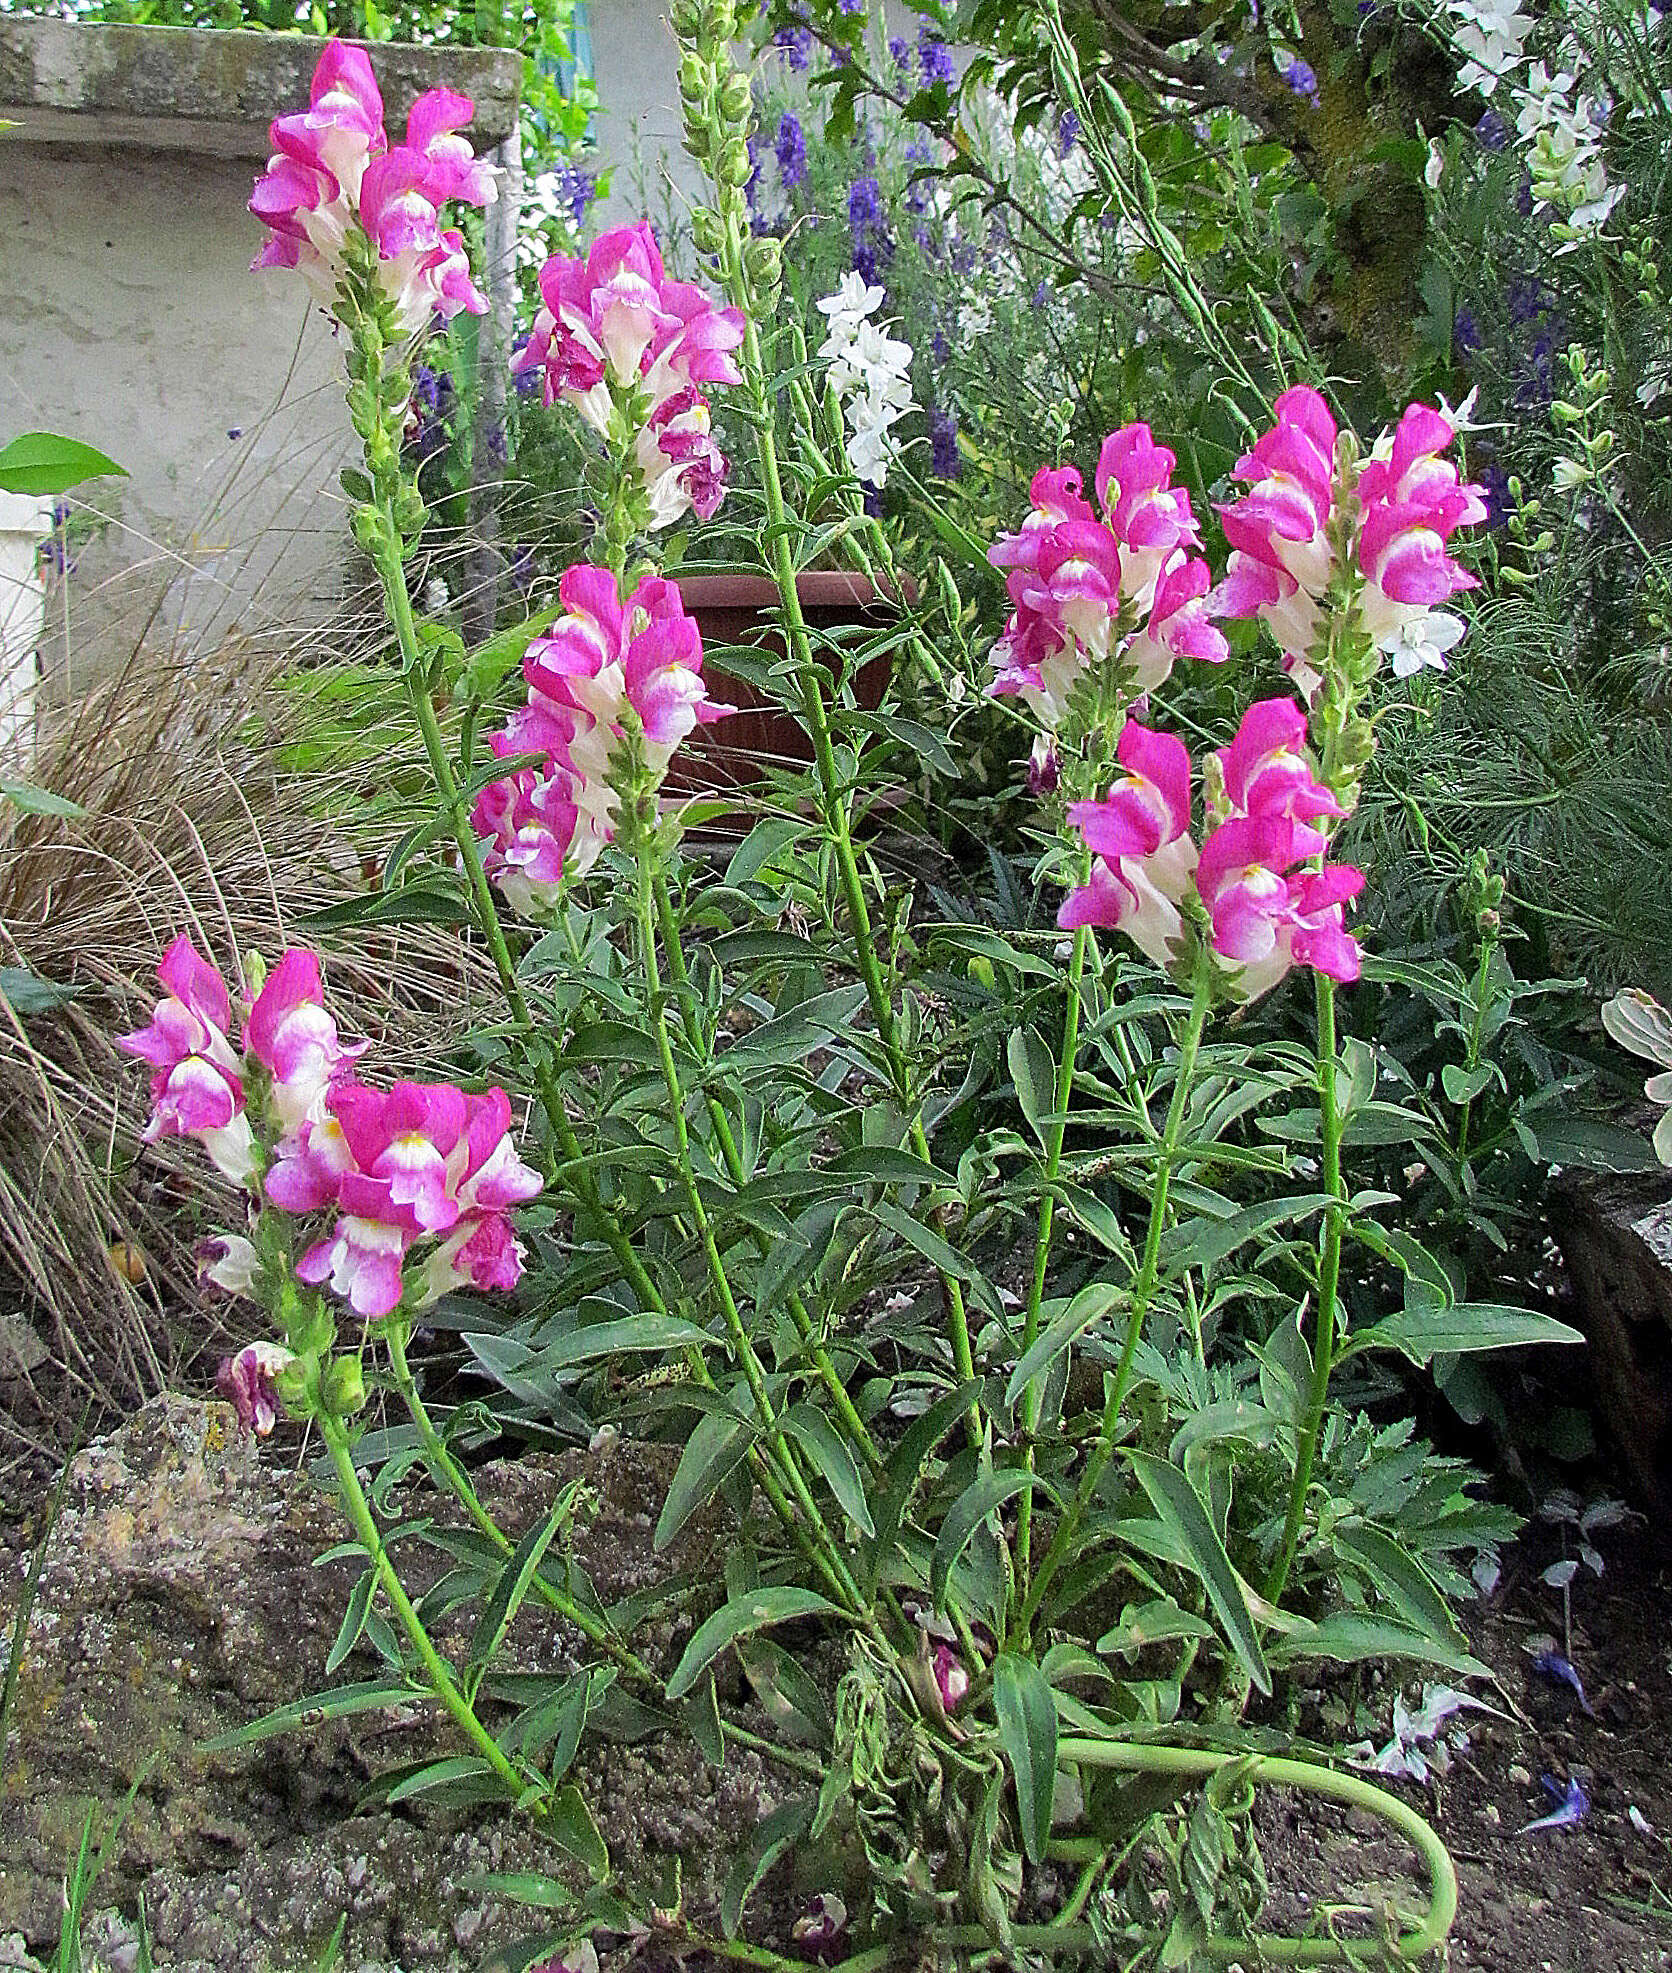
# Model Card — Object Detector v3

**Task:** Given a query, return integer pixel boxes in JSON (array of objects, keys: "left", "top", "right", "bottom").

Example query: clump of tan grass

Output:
[{"left": 0, "top": 626, "right": 500, "bottom": 1481}]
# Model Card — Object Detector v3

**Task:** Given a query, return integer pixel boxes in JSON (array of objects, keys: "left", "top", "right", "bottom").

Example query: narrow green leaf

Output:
[
  {"left": 1125, "top": 1452, "right": 1270, "bottom": 1696},
  {"left": 736, "top": 1635, "right": 833, "bottom": 1746},
  {"left": 1265, "top": 1614, "right": 1488, "bottom": 1678},
  {"left": 655, "top": 1406, "right": 755, "bottom": 1551},
  {"left": 1347, "top": 1300, "right": 1583, "bottom": 1365},
  {"left": 721, "top": 1797, "right": 815, "bottom": 1939},
  {"left": 385, "top": 1755, "right": 511, "bottom": 1806},
  {"left": 666, "top": 1587, "right": 843, "bottom": 1701},
  {"left": 1159, "top": 1193, "right": 1334, "bottom": 1274},
  {"left": 931, "top": 1469, "right": 1036, "bottom": 1608},
  {"left": 469, "top": 1490, "right": 576, "bottom": 1672},
  {"left": 197, "top": 1678, "right": 418, "bottom": 1752},
  {"left": 528, "top": 1314, "right": 718, "bottom": 1373},
  {"left": 1005, "top": 1281, "right": 1124, "bottom": 1407},
  {"left": 302, "top": 882, "right": 473, "bottom": 929},
  {"left": 684, "top": 1671, "right": 726, "bottom": 1768},
  {"left": 992, "top": 1653, "right": 1057, "bottom": 1863},
  {"left": 1, "top": 778, "right": 88, "bottom": 819},
  {"left": 0, "top": 965, "right": 82, "bottom": 1015},
  {"left": 325, "top": 1569, "right": 375, "bottom": 1675},
  {"left": 547, "top": 1782, "right": 609, "bottom": 1880},
  {"left": 1329, "top": 1524, "right": 1463, "bottom": 1645},
  {"left": 864, "top": 1378, "right": 984, "bottom": 1580},
  {"left": 782, "top": 1403, "right": 874, "bottom": 1534},
  {"left": 1007, "top": 1026, "right": 1056, "bottom": 1148}
]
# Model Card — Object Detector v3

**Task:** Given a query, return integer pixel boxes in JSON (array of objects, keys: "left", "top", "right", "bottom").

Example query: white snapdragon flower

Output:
[
  {"left": 816, "top": 278, "right": 917, "bottom": 490},
  {"left": 1388, "top": 609, "right": 1467, "bottom": 679},
  {"left": 1450, "top": 0, "right": 1534, "bottom": 93}
]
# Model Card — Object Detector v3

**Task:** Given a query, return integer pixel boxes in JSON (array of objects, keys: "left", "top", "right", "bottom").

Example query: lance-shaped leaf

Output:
[
  {"left": 666, "top": 1587, "right": 844, "bottom": 1701},
  {"left": 1126, "top": 1452, "right": 1270, "bottom": 1696},
  {"left": 992, "top": 1652, "right": 1058, "bottom": 1863}
]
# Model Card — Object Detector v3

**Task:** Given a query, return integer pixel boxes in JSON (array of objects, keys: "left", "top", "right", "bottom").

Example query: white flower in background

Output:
[
  {"left": 816, "top": 278, "right": 916, "bottom": 490},
  {"left": 1448, "top": 0, "right": 1533, "bottom": 93},
  {"left": 1387, "top": 608, "right": 1466, "bottom": 679}
]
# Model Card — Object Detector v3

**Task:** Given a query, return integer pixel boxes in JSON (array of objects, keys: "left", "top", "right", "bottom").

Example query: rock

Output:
[
  {"left": 1553, "top": 1173, "right": 1672, "bottom": 1520},
  {"left": 0, "top": 1395, "right": 782, "bottom": 1970},
  {"left": 0, "top": 1311, "right": 48, "bottom": 1380}
]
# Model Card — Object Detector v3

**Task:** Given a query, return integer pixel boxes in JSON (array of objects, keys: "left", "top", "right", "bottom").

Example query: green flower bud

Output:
[
  {"left": 322, "top": 1355, "right": 367, "bottom": 1419},
  {"left": 288, "top": 1297, "right": 336, "bottom": 1358},
  {"left": 718, "top": 138, "right": 754, "bottom": 189},
  {"left": 679, "top": 51, "right": 713, "bottom": 105},
  {"left": 351, "top": 507, "right": 386, "bottom": 555},
  {"left": 395, "top": 484, "right": 428, "bottom": 537},
  {"left": 743, "top": 235, "right": 781, "bottom": 293},
  {"left": 691, "top": 207, "right": 725, "bottom": 255},
  {"left": 720, "top": 70, "right": 753, "bottom": 124},
  {"left": 272, "top": 1363, "right": 310, "bottom": 1412}
]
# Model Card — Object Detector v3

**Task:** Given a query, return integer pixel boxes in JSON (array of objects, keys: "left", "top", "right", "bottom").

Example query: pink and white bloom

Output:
[
  {"left": 932, "top": 1643, "right": 970, "bottom": 1713},
  {"left": 1095, "top": 423, "right": 1203, "bottom": 610},
  {"left": 513, "top": 223, "right": 743, "bottom": 524},
  {"left": 250, "top": 40, "right": 491, "bottom": 332},
  {"left": 988, "top": 466, "right": 1124, "bottom": 725},
  {"left": 1214, "top": 696, "right": 1344, "bottom": 854},
  {"left": 196, "top": 1233, "right": 261, "bottom": 1297},
  {"left": 297, "top": 1211, "right": 411, "bottom": 1320},
  {"left": 246, "top": 948, "right": 365, "bottom": 1133},
  {"left": 1122, "top": 550, "right": 1230, "bottom": 691},
  {"left": 118, "top": 934, "right": 257, "bottom": 1185},
  {"left": 1211, "top": 386, "right": 1339, "bottom": 675},
  {"left": 217, "top": 1340, "right": 295, "bottom": 1437},
  {"left": 1058, "top": 719, "right": 1198, "bottom": 970},
  {"left": 1355, "top": 401, "right": 1487, "bottom": 656},
  {"left": 1195, "top": 815, "right": 1364, "bottom": 999}
]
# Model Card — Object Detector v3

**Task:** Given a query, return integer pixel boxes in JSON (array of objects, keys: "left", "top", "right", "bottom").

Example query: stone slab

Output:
[{"left": 0, "top": 19, "right": 522, "bottom": 159}]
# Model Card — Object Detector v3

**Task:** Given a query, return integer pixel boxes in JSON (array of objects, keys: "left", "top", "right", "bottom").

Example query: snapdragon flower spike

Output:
[
  {"left": 217, "top": 1341, "right": 295, "bottom": 1437},
  {"left": 1095, "top": 423, "right": 1203, "bottom": 611},
  {"left": 1355, "top": 401, "right": 1487, "bottom": 664},
  {"left": 513, "top": 223, "right": 744, "bottom": 528},
  {"left": 117, "top": 934, "right": 257, "bottom": 1186},
  {"left": 987, "top": 466, "right": 1124, "bottom": 725},
  {"left": 1210, "top": 385, "right": 1339, "bottom": 675},
  {"left": 245, "top": 948, "right": 366, "bottom": 1134},
  {"left": 1058, "top": 720, "right": 1198, "bottom": 971},
  {"left": 250, "top": 38, "right": 491, "bottom": 332}
]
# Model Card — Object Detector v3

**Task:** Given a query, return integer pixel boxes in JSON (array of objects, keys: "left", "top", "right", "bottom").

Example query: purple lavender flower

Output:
[
  {"left": 486, "top": 423, "right": 508, "bottom": 465},
  {"left": 1057, "top": 110, "right": 1080, "bottom": 156},
  {"left": 1033, "top": 279, "right": 1050, "bottom": 308},
  {"left": 929, "top": 406, "right": 961, "bottom": 479},
  {"left": 930, "top": 329, "right": 950, "bottom": 364},
  {"left": 775, "top": 113, "right": 807, "bottom": 189},
  {"left": 837, "top": 0, "right": 863, "bottom": 14},
  {"left": 1283, "top": 56, "right": 1320, "bottom": 103},
  {"left": 1453, "top": 306, "right": 1480, "bottom": 355},
  {"left": 774, "top": 23, "right": 812, "bottom": 68},
  {"left": 1478, "top": 460, "right": 1512, "bottom": 527},
  {"left": 848, "top": 174, "right": 893, "bottom": 282},
  {"left": 1475, "top": 107, "right": 1509, "bottom": 149},
  {"left": 918, "top": 24, "right": 957, "bottom": 86},
  {"left": 889, "top": 33, "right": 910, "bottom": 70}
]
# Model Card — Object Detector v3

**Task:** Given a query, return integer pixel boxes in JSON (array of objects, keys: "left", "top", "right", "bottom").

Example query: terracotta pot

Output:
[{"left": 672, "top": 569, "right": 898, "bottom": 791}]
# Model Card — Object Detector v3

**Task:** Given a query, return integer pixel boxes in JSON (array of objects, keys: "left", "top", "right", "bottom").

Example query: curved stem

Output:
[
  {"left": 1012, "top": 852, "right": 1092, "bottom": 1623},
  {"left": 651, "top": 871, "right": 883, "bottom": 1472},
  {"left": 1021, "top": 968, "right": 1212, "bottom": 1633},
  {"left": 317, "top": 1408, "right": 533, "bottom": 1805},
  {"left": 632, "top": 820, "right": 866, "bottom": 1618},
  {"left": 1265, "top": 970, "right": 1344, "bottom": 1605},
  {"left": 383, "top": 1324, "right": 662, "bottom": 1689}
]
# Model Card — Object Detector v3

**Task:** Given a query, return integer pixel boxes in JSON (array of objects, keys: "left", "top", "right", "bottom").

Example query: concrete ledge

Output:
[{"left": 0, "top": 19, "right": 522, "bottom": 159}]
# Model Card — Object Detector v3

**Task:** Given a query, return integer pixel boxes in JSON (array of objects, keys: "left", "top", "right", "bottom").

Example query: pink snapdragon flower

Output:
[
  {"left": 932, "top": 1643, "right": 970, "bottom": 1713},
  {"left": 117, "top": 934, "right": 258, "bottom": 1185},
  {"left": 474, "top": 566, "right": 732, "bottom": 905},
  {"left": 196, "top": 1233, "right": 261, "bottom": 1297},
  {"left": 217, "top": 1340, "right": 295, "bottom": 1436},
  {"left": 289, "top": 1079, "right": 542, "bottom": 1319},
  {"left": 1355, "top": 401, "right": 1487, "bottom": 672},
  {"left": 246, "top": 948, "right": 366, "bottom": 1133},
  {"left": 1123, "top": 550, "right": 1230, "bottom": 691},
  {"left": 1060, "top": 699, "right": 1363, "bottom": 998},
  {"left": 1211, "top": 385, "right": 1339, "bottom": 675},
  {"left": 250, "top": 39, "right": 491, "bottom": 333},
  {"left": 1058, "top": 719, "right": 1198, "bottom": 971},
  {"left": 513, "top": 223, "right": 745, "bottom": 529},
  {"left": 1095, "top": 423, "right": 1204, "bottom": 610}
]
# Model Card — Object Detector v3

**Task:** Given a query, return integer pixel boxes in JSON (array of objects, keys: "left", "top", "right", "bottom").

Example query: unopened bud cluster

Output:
[{"left": 673, "top": 0, "right": 780, "bottom": 308}]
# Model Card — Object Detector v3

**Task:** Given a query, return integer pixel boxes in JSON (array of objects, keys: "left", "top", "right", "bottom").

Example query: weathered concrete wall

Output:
[{"left": 0, "top": 22, "right": 520, "bottom": 689}]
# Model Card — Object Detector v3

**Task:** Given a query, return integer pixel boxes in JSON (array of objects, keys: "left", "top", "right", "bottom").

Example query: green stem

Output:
[
  {"left": 721, "top": 235, "right": 979, "bottom": 1437},
  {"left": 1265, "top": 970, "right": 1345, "bottom": 1606},
  {"left": 317, "top": 1408, "right": 533, "bottom": 1804},
  {"left": 383, "top": 1324, "right": 662, "bottom": 1689},
  {"left": 1012, "top": 853, "right": 1092, "bottom": 1624},
  {"left": 632, "top": 819, "right": 866, "bottom": 1617},
  {"left": 652, "top": 872, "right": 883, "bottom": 1472},
  {"left": 1021, "top": 967, "right": 1212, "bottom": 1632}
]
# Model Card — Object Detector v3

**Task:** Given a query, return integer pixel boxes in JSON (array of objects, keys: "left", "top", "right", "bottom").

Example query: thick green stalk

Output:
[
  {"left": 317, "top": 1408, "right": 533, "bottom": 1804},
  {"left": 1020, "top": 969, "right": 1212, "bottom": 1633},
  {"left": 1265, "top": 971, "right": 1345, "bottom": 1605},
  {"left": 632, "top": 822, "right": 866, "bottom": 1617},
  {"left": 719, "top": 234, "right": 979, "bottom": 1431},
  {"left": 651, "top": 871, "right": 883, "bottom": 1472},
  {"left": 1012, "top": 851, "right": 1092, "bottom": 1617}
]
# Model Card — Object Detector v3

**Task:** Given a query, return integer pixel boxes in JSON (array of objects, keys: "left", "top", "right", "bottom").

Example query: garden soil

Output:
[{"left": 1, "top": 1395, "right": 1669, "bottom": 1972}]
